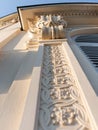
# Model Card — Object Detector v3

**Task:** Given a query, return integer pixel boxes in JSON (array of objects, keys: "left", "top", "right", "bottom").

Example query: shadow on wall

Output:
[
  {"left": 0, "top": 50, "right": 27, "bottom": 94},
  {"left": 0, "top": 41, "right": 38, "bottom": 94},
  {"left": 2, "top": 31, "right": 26, "bottom": 51}
]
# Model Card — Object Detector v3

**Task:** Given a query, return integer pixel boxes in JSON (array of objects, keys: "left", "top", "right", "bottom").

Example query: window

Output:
[
  {"left": 75, "top": 34, "right": 98, "bottom": 43},
  {"left": 79, "top": 45, "right": 98, "bottom": 71},
  {"left": 75, "top": 34, "right": 98, "bottom": 71},
  {"left": 71, "top": 34, "right": 98, "bottom": 95}
]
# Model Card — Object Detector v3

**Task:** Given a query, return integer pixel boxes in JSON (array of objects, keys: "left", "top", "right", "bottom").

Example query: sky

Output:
[{"left": 0, "top": 0, "right": 98, "bottom": 17}]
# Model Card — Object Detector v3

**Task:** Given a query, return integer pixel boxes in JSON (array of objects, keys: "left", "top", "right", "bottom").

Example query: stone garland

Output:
[{"left": 38, "top": 45, "right": 91, "bottom": 130}]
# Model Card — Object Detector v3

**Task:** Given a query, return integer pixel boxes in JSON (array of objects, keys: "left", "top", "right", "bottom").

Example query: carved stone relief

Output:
[
  {"left": 27, "top": 15, "right": 67, "bottom": 40},
  {"left": 36, "top": 10, "right": 98, "bottom": 17},
  {"left": 0, "top": 16, "right": 18, "bottom": 29},
  {"left": 38, "top": 45, "right": 91, "bottom": 130}
]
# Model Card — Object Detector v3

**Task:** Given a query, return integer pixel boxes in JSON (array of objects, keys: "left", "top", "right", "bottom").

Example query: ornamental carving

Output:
[
  {"left": 0, "top": 16, "right": 18, "bottom": 29},
  {"left": 27, "top": 15, "right": 67, "bottom": 40},
  {"left": 38, "top": 45, "right": 91, "bottom": 130},
  {"left": 36, "top": 10, "right": 98, "bottom": 17}
]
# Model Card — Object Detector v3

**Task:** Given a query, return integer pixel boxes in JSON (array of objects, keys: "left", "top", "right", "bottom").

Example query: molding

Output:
[
  {"left": 67, "top": 29, "right": 98, "bottom": 129},
  {"left": 35, "top": 10, "right": 98, "bottom": 17},
  {"left": 17, "top": 3, "right": 98, "bottom": 31},
  {"left": 17, "top": 3, "right": 98, "bottom": 10},
  {"left": 38, "top": 44, "right": 92, "bottom": 130},
  {"left": 0, "top": 13, "right": 18, "bottom": 30}
]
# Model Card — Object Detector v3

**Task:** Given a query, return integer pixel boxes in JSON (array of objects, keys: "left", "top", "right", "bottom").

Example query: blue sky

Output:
[{"left": 0, "top": 0, "right": 98, "bottom": 17}]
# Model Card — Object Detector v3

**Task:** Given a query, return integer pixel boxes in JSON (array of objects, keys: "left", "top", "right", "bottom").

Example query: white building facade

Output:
[{"left": 0, "top": 3, "right": 98, "bottom": 130}]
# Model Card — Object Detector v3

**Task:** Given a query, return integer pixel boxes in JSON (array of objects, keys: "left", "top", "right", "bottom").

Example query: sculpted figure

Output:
[{"left": 27, "top": 14, "right": 67, "bottom": 40}]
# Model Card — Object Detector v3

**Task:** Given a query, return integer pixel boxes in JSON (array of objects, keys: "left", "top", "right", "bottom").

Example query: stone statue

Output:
[{"left": 27, "top": 14, "right": 67, "bottom": 40}]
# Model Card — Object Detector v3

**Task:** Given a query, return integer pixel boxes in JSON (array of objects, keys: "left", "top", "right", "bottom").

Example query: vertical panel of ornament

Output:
[{"left": 38, "top": 44, "right": 92, "bottom": 130}]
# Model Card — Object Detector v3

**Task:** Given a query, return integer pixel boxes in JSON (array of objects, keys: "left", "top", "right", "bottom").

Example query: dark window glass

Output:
[
  {"left": 76, "top": 34, "right": 98, "bottom": 43},
  {"left": 80, "top": 46, "right": 98, "bottom": 68}
]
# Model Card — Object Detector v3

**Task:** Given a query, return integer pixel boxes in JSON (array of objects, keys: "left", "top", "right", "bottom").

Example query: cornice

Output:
[
  {"left": 18, "top": 3, "right": 98, "bottom": 31},
  {"left": 0, "top": 13, "right": 18, "bottom": 29},
  {"left": 18, "top": 3, "right": 98, "bottom": 11},
  {"left": 36, "top": 10, "right": 98, "bottom": 17},
  {"left": 17, "top": 2, "right": 98, "bottom": 9},
  {"left": 18, "top": 4, "right": 98, "bottom": 17}
]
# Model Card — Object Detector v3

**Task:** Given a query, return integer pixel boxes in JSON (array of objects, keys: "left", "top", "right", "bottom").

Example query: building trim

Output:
[{"left": 17, "top": 2, "right": 98, "bottom": 10}]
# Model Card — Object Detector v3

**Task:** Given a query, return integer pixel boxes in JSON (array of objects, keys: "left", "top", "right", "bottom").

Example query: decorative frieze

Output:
[
  {"left": 36, "top": 10, "right": 98, "bottom": 17},
  {"left": 38, "top": 45, "right": 91, "bottom": 130},
  {"left": 0, "top": 15, "right": 18, "bottom": 29}
]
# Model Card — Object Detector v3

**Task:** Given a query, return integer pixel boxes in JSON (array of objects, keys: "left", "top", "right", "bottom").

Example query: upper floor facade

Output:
[{"left": 0, "top": 3, "right": 98, "bottom": 130}]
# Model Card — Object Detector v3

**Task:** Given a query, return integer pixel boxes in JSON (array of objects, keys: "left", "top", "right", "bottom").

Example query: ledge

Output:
[{"left": 0, "top": 23, "right": 20, "bottom": 49}]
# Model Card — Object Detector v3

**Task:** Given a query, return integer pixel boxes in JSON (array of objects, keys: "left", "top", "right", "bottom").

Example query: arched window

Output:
[
  {"left": 75, "top": 34, "right": 98, "bottom": 71},
  {"left": 75, "top": 34, "right": 98, "bottom": 43}
]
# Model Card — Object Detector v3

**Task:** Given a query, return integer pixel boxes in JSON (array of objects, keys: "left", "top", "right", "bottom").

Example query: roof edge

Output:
[{"left": 17, "top": 2, "right": 98, "bottom": 9}]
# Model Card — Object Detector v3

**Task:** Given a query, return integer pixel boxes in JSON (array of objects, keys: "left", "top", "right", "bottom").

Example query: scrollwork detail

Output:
[{"left": 38, "top": 45, "right": 91, "bottom": 130}]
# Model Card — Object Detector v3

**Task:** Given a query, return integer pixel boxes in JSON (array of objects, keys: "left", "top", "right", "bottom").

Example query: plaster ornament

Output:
[
  {"left": 38, "top": 45, "right": 91, "bottom": 130},
  {"left": 27, "top": 14, "right": 67, "bottom": 39}
]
